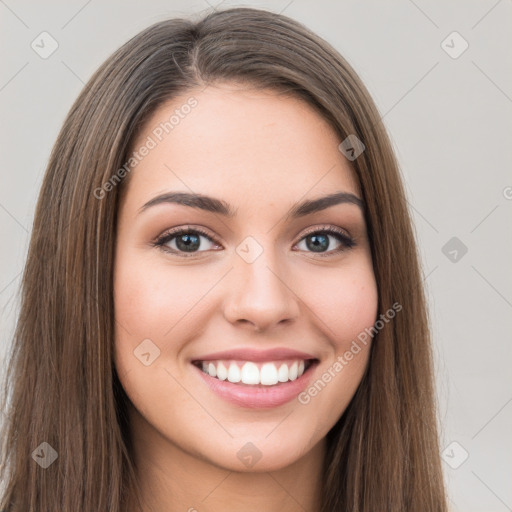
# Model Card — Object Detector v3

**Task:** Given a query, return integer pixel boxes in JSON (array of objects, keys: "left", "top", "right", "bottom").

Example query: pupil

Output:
[
  {"left": 306, "top": 234, "right": 328, "bottom": 252},
  {"left": 176, "top": 233, "right": 200, "bottom": 252}
]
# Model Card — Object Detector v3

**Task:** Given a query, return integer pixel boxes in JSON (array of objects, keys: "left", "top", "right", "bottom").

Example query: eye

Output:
[
  {"left": 152, "top": 224, "right": 356, "bottom": 257},
  {"left": 294, "top": 226, "right": 355, "bottom": 256},
  {"left": 153, "top": 226, "right": 220, "bottom": 256}
]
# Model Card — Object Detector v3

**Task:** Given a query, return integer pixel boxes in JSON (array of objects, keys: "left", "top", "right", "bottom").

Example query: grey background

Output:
[{"left": 1, "top": 1, "right": 511, "bottom": 510}]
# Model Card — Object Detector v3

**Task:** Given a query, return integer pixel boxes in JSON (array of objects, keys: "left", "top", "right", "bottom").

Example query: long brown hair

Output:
[{"left": 0, "top": 7, "right": 447, "bottom": 511}]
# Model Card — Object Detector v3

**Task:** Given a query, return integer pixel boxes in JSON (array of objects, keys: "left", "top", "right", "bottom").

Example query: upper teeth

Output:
[{"left": 199, "top": 359, "right": 307, "bottom": 386}]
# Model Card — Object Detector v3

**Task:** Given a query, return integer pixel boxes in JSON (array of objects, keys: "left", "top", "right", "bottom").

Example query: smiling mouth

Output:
[{"left": 191, "top": 358, "right": 318, "bottom": 387}]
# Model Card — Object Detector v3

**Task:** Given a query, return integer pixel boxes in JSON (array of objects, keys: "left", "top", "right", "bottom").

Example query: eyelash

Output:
[{"left": 152, "top": 224, "right": 356, "bottom": 258}]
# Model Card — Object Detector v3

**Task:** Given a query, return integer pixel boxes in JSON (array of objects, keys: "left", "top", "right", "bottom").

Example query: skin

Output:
[{"left": 114, "top": 83, "right": 378, "bottom": 512}]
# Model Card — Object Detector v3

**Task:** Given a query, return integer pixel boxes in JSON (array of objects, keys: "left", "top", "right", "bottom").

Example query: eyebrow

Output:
[{"left": 138, "top": 191, "right": 364, "bottom": 218}]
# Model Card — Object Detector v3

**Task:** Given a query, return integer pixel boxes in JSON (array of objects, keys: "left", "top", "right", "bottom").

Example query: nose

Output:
[{"left": 222, "top": 249, "right": 301, "bottom": 332}]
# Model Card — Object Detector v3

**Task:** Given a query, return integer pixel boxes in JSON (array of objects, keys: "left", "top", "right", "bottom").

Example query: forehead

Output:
[{"left": 122, "top": 84, "right": 360, "bottom": 212}]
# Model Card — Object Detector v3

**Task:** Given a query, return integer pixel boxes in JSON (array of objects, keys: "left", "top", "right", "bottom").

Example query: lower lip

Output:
[{"left": 192, "top": 361, "right": 318, "bottom": 409}]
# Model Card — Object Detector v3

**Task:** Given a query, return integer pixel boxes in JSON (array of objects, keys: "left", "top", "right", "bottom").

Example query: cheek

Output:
[
  {"left": 301, "top": 261, "right": 378, "bottom": 351},
  {"left": 112, "top": 250, "right": 229, "bottom": 393},
  {"left": 113, "top": 251, "right": 215, "bottom": 340},
  {"left": 293, "top": 262, "right": 377, "bottom": 427},
  {"left": 114, "top": 249, "right": 378, "bottom": 361}
]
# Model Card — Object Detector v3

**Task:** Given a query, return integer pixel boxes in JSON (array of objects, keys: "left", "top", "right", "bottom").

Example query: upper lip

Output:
[{"left": 191, "top": 347, "right": 318, "bottom": 363}]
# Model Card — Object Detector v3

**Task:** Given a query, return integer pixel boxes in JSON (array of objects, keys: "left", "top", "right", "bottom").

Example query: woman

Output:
[{"left": 0, "top": 7, "right": 448, "bottom": 511}]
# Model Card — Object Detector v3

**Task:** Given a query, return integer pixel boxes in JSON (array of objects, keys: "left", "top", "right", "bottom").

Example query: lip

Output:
[
  {"left": 191, "top": 359, "right": 319, "bottom": 409},
  {"left": 190, "top": 347, "right": 317, "bottom": 363}
]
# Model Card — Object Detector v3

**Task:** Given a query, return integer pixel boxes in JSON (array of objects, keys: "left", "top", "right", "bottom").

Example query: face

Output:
[{"left": 113, "top": 83, "right": 378, "bottom": 474}]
